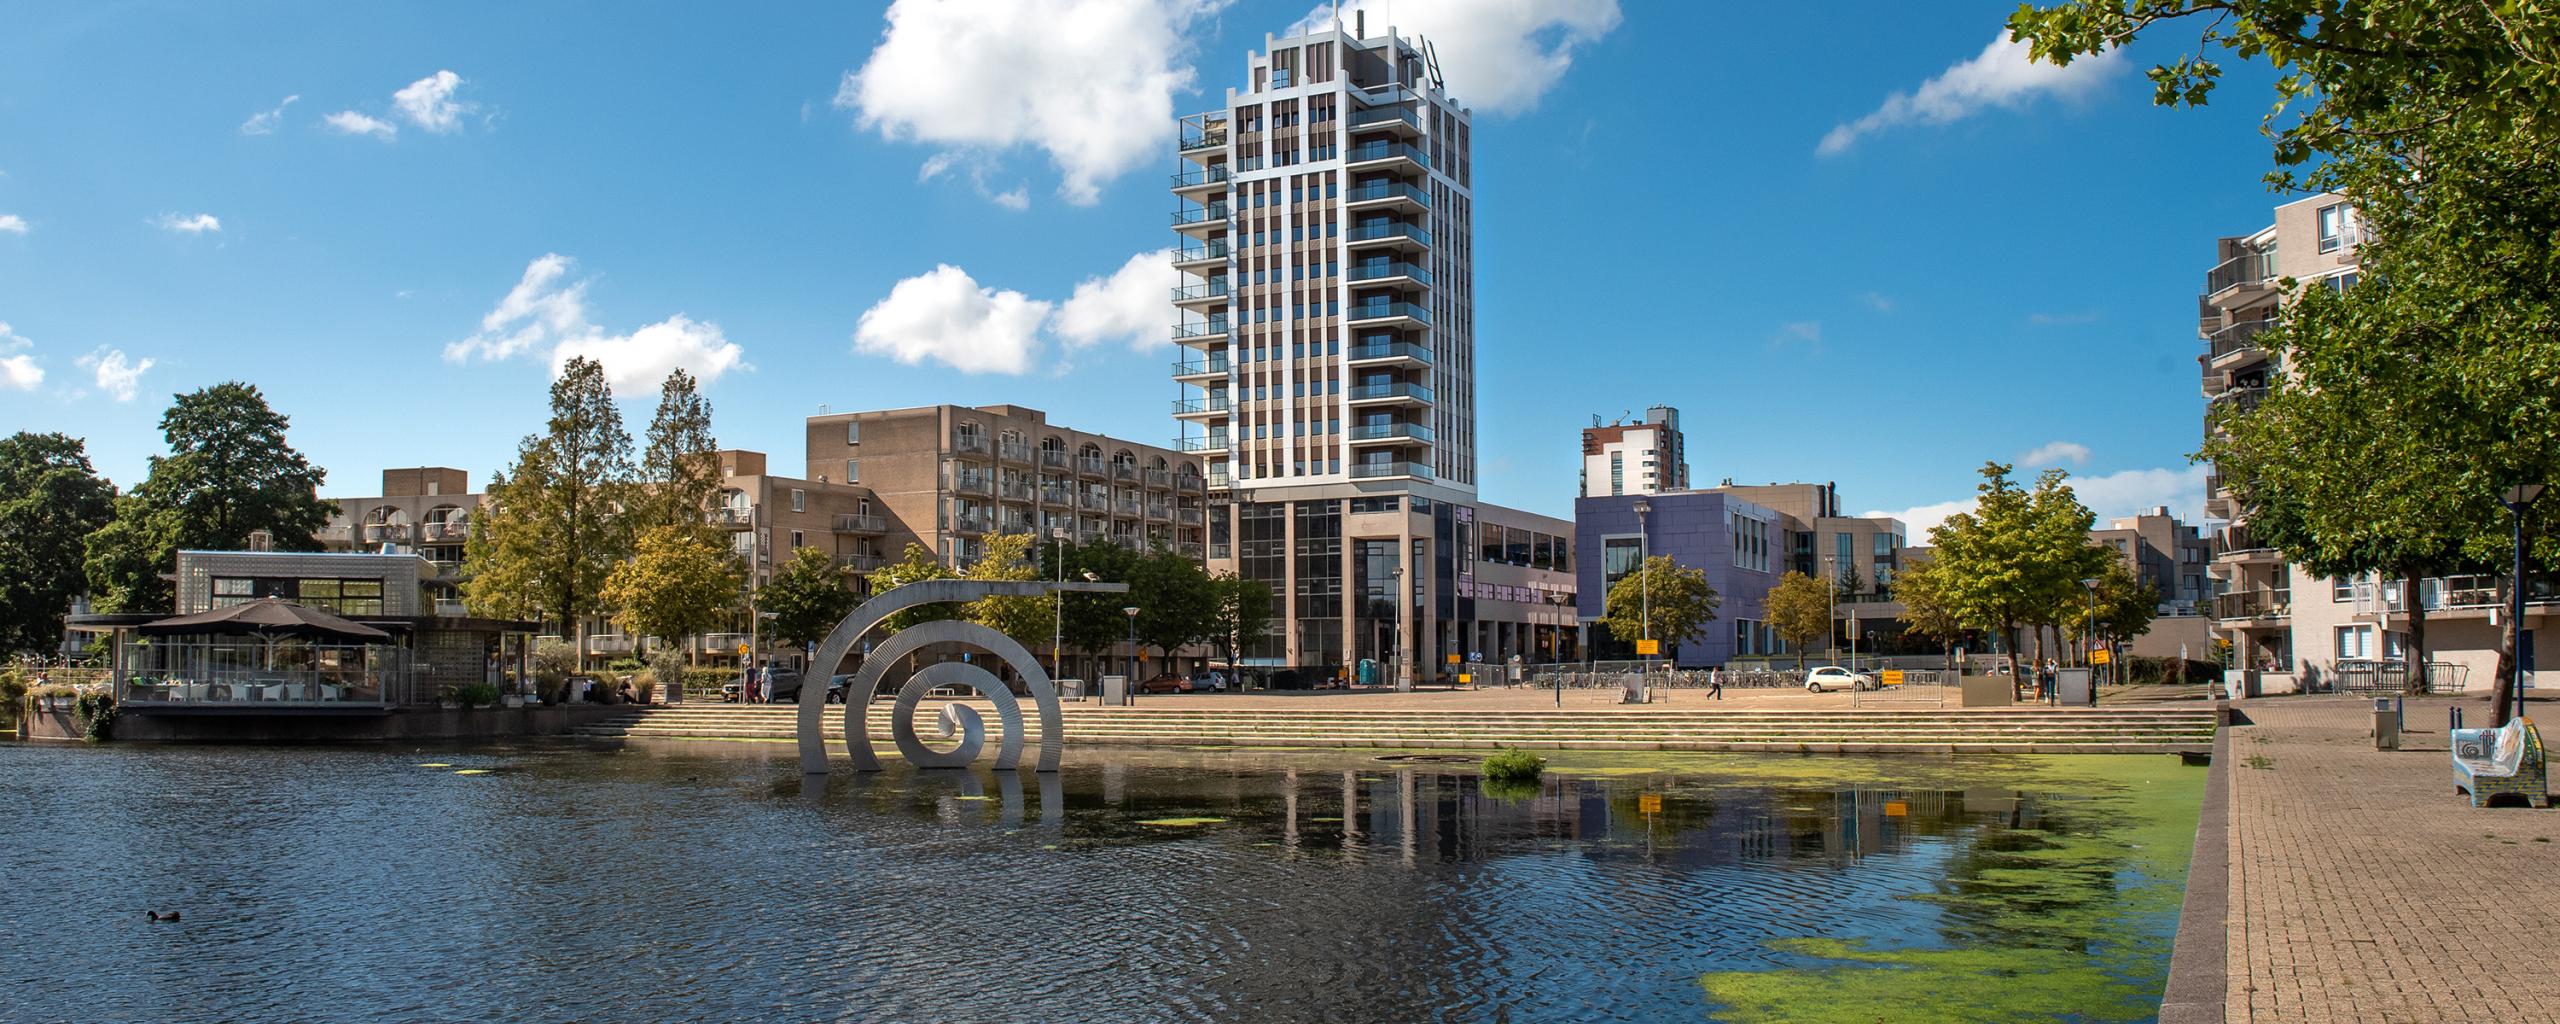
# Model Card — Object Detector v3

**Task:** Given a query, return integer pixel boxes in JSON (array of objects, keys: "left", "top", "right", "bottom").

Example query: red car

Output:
[{"left": 1138, "top": 674, "right": 1195, "bottom": 694}]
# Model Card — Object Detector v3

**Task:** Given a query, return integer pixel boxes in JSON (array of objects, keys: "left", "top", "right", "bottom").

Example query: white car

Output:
[{"left": 1804, "top": 666, "right": 1877, "bottom": 693}]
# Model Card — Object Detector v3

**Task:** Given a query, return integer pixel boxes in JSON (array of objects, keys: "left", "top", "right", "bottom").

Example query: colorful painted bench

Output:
[{"left": 2451, "top": 717, "right": 2547, "bottom": 808}]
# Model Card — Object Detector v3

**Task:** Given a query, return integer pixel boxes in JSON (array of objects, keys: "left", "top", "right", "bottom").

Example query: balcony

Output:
[
  {"left": 586, "top": 634, "right": 637, "bottom": 656},
  {"left": 362, "top": 523, "right": 412, "bottom": 544},
  {"left": 1344, "top": 181, "right": 1429, "bottom": 212},
  {"left": 835, "top": 553, "right": 885, "bottom": 573},
  {"left": 1179, "top": 128, "right": 1227, "bottom": 154},
  {"left": 951, "top": 511, "right": 994, "bottom": 535},
  {"left": 698, "top": 632, "right": 751, "bottom": 655},
  {"left": 1172, "top": 202, "right": 1232, "bottom": 231},
  {"left": 2213, "top": 589, "right": 2291, "bottom": 621},
  {"left": 1207, "top": 469, "right": 1232, "bottom": 489},
  {"left": 953, "top": 472, "right": 994, "bottom": 497},
  {"left": 1078, "top": 527, "right": 1110, "bottom": 546},
  {"left": 1348, "top": 381, "right": 1434, "bottom": 405},
  {"left": 1170, "top": 165, "right": 1231, "bottom": 192},
  {"left": 1076, "top": 455, "right": 1108, "bottom": 478},
  {"left": 2206, "top": 250, "right": 2278, "bottom": 300},
  {"left": 1346, "top": 221, "right": 1430, "bottom": 252},
  {"left": 1348, "top": 260, "right": 1430, "bottom": 286},
  {"left": 1347, "top": 106, "right": 1422, "bottom": 136},
  {"left": 419, "top": 521, "right": 469, "bottom": 543},
  {"left": 316, "top": 524, "right": 355, "bottom": 545},
  {"left": 1142, "top": 467, "right": 1172, "bottom": 489},
  {"left": 1038, "top": 486, "right": 1073, "bottom": 507},
  {"left": 2211, "top": 386, "right": 2270, "bottom": 417},
  {"left": 1077, "top": 490, "right": 1108, "bottom": 512},
  {"left": 1172, "top": 280, "right": 1230, "bottom": 305},
  {"left": 1173, "top": 317, "right": 1232, "bottom": 343},
  {"left": 1350, "top": 460, "right": 1435, "bottom": 481},
  {"left": 833, "top": 513, "right": 888, "bottom": 534},
  {"left": 1110, "top": 461, "right": 1138, "bottom": 482},
  {"left": 1115, "top": 495, "right": 1143, "bottom": 516},
  {"left": 428, "top": 560, "right": 463, "bottom": 579},
  {"left": 1178, "top": 473, "right": 1206, "bottom": 493},
  {"left": 952, "top": 433, "right": 991, "bottom": 456},
  {"left": 1039, "top": 448, "right": 1070, "bottom": 470},
  {"left": 1346, "top": 300, "right": 1430, "bottom": 327},
  {"left": 999, "top": 478, "right": 1034, "bottom": 501},
  {"left": 1001, "top": 514, "right": 1036, "bottom": 533},
  {"left": 1172, "top": 356, "right": 1231, "bottom": 381},
  {"left": 708, "top": 506, "right": 755, "bottom": 529},
  {"left": 1349, "top": 421, "right": 1434, "bottom": 445},
  {"left": 1348, "top": 340, "right": 1431, "bottom": 367},
  {"left": 999, "top": 440, "right": 1034, "bottom": 464},
  {"left": 2207, "top": 318, "right": 2276, "bottom": 364},
  {"left": 1177, "top": 507, "right": 1205, "bottom": 526},
  {"left": 1172, "top": 243, "right": 1231, "bottom": 269},
  {"left": 1178, "top": 541, "right": 1206, "bottom": 559},
  {"left": 1347, "top": 141, "right": 1428, "bottom": 172},
  {"left": 1173, "top": 434, "right": 1230, "bottom": 454},
  {"left": 1172, "top": 395, "right": 1232, "bottom": 418}
]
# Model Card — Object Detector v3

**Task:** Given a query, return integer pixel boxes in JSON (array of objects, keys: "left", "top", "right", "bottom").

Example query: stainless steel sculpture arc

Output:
[
  {"left": 837, "top": 619, "right": 1063, "bottom": 772},
  {"left": 892, "top": 661, "right": 1023, "bottom": 769},
  {"left": 795, "top": 578, "right": 1119, "bottom": 774}
]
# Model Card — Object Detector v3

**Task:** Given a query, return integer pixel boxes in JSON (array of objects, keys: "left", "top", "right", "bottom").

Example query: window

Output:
[
  {"left": 1601, "top": 536, "right": 1643, "bottom": 588},
  {"left": 790, "top": 530, "right": 805, "bottom": 549},
  {"left": 790, "top": 489, "right": 806, "bottom": 513},
  {"left": 2334, "top": 625, "right": 2374, "bottom": 660},
  {"left": 845, "top": 422, "right": 861, "bottom": 445},
  {"left": 2333, "top": 577, "right": 2357, "bottom": 602},
  {"left": 2317, "top": 203, "right": 2347, "bottom": 253},
  {"left": 845, "top": 460, "right": 860, "bottom": 483},
  {"left": 1873, "top": 533, "right": 1891, "bottom": 558}
]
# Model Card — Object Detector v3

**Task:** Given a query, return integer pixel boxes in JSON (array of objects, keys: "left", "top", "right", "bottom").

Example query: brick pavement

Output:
[{"left": 2223, "top": 696, "right": 2556, "bottom": 1023}]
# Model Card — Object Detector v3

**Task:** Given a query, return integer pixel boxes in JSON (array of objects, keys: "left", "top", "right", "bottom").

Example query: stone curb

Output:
[{"left": 2159, "top": 706, "right": 2231, "bottom": 1024}]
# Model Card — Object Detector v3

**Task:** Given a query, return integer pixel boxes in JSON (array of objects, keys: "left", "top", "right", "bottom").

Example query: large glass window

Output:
[
  {"left": 1602, "top": 537, "right": 1643, "bottom": 588},
  {"left": 2317, "top": 204, "right": 2347, "bottom": 253}
]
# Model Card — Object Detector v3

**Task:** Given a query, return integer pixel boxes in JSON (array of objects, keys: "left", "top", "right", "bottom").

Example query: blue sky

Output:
[{"left": 0, "top": 0, "right": 2289, "bottom": 535}]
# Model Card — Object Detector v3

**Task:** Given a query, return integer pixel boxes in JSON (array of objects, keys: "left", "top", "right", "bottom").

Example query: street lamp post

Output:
[
  {"left": 1123, "top": 605, "right": 1141, "bottom": 704},
  {"left": 2501, "top": 483, "right": 2545, "bottom": 724},
  {"left": 1633, "top": 499, "right": 1652, "bottom": 683},
  {"left": 2081, "top": 577, "right": 2101, "bottom": 699},
  {"left": 1824, "top": 555, "right": 1839, "bottom": 663},
  {"left": 1390, "top": 565, "right": 1411, "bottom": 692},
  {"left": 1051, "top": 527, "right": 1067, "bottom": 687}
]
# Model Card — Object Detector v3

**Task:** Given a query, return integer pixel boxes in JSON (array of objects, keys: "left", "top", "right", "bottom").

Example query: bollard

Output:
[
  {"left": 2373, "top": 697, "right": 2400, "bottom": 750},
  {"left": 2450, "top": 705, "right": 2464, "bottom": 733}
]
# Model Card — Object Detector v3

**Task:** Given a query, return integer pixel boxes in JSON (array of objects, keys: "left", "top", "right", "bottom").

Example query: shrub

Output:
[
  {"left": 71, "top": 691, "right": 118, "bottom": 741},
  {"left": 605, "top": 657, "right": 646, "bottom": 673},
  {"left": 1483, "top": 748, "right": 1546, "bottom": 784},
  {"left": 682, "top": 667, "right": 735, "bottom": 695},
  {"left": 532, "top": 638, "right": 577, "bottom": 684},
  {"left": 457, "top": 683, "right": 503, "bottom": 708}
]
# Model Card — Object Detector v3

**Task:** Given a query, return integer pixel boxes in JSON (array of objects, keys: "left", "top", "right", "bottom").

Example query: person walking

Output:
[{"left": 1707, "top": 667, "right": 1724, "bottom": 701}]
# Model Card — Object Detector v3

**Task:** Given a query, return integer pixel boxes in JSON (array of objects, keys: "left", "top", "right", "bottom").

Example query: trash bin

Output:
[
  {"left": 1056, "top": 678, "right": 1086, "bottom": 701},
  {"left": 2373, "top": 697, "right": 2400, "bottom": 750},
  {"left": 1101, "top": 675, "right": 1129, "bottom": 707}
]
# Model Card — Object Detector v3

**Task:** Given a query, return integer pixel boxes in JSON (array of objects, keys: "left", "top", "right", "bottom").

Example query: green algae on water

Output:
[{"left": 1135, "top": 816, "right": 1229, "bottom": 827}]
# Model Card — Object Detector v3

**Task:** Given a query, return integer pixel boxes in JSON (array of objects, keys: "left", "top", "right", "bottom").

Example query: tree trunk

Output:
[
  {"left": 2401, "top": 571, "right": 2428, "bottom": 696},
  {"left": 2494, "top": 572, "right": 2520, "bottom": 725}
]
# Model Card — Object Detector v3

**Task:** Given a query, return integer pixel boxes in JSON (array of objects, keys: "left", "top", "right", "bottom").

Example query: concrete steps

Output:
[{"left": 576, "top": 704, "right": 2217, "bottom": 754}]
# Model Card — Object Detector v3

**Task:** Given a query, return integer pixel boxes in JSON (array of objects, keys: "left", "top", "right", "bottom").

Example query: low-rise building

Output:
[{"left": 1575, "top": 484, "right": 1905, "bottom": 667}]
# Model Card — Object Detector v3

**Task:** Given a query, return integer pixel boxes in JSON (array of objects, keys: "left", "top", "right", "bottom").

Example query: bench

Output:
[{"left": 2451, "top": 717, "right": 2548, "bottom": 808}]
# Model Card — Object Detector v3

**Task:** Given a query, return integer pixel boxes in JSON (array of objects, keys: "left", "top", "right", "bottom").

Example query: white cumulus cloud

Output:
[
  {"left": 2018, "top": 440, "right": 2091, "bottom": 467},
  {"left": 448, "top": 254, "right": 747, "bottom": 398},
  {"left": 854, "top": 265, "right": 1053, "bottom": 375},
  {"left": 0, "top": 214, "right": 26, "bottom": 235},
  {"left": 1818, "top": 32, "right": 2122, "bottom": 157},
  {"left": 393, "top": 70, "right": 471, "bottom": 133},
  {"left": 1298, "top": 0, "right": 1623, "bottom": 113},
  {"left": 154, "top": 212, "right": 222, "bottom": 234},
  {"left": 838, "top": 0, "right": 1226, "bottom": 206},
  {"left": 77, "top": 347, "right": 154, "bottom": 401},
  {"left": 241, "top": 94, "right": 300, "bottom": 135},
  {"left": 323, "top": 110, "right": 399, "bottom": 140},
  {"left": 1054, "top": 248, "right": 1178, "bottom": 352},
  {"left": 0, "top": 322, "right": 41, "bottom": 391}
]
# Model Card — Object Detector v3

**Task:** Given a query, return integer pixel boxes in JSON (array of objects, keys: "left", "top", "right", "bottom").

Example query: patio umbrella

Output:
[{"left": 137, "top": 596, "right": 392, "bottom": 641}]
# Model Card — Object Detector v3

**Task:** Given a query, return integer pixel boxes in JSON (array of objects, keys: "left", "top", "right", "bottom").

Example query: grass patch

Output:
[{"left": 1483, "top": 748, "right": 1546, "bottom": 784}]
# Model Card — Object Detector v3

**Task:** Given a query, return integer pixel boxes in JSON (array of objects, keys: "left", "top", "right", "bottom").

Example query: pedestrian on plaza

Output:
[{"left": 1707, "top": 667, "right": 1724, "bottom": 701}]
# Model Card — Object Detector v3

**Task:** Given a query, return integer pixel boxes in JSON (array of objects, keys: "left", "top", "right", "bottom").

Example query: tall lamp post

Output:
[
  {"left": 1122, "top": 605, "right": 1141, "bottom": 704},
  {"left": 1633, "top": 499, "right": 1652, "bottom": 681},
  {"left": 1390, "top": 565, "right": 1411, "bottom": 692},
  {"left": 2501, "top": 483, "right": 2545, "bottom": 723},
  {"left": 1824, "top": 555, "right": 1839, "bottom": 664},
  {"left": 1050, "top": 526, "right": 1068, "bottom": 684},
  {"left": 2081, "top": 577, "right": 2101, "bottom": 697}
]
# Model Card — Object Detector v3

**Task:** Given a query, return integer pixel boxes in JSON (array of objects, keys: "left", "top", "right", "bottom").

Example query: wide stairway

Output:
[{"left": 574, "top": 704, "right": 2218, "bottom": 755}]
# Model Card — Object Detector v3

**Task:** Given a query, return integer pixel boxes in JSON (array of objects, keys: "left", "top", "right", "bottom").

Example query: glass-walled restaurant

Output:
[{"left": 68, "top": 550, "right": 539, "bottom": 711}]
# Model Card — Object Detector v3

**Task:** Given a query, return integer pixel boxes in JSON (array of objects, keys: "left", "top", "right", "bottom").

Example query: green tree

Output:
[
  {"left": 1926, "top": 463, "right": 2112, "bottom": 671},
  {"left": 84, "top": 382, "right": 335, "bottom": 612},
  {"left": 1049, "top": 540, "right": 1140, "bottom": 674},
  {"left": 763, "top": 546, "right": 859, "bottom": 651},
  {"left": 1599, "top": 555, "right": 1720, "bottom": 657},
  {"left": 634, "top": 368, "right": 723, "bottom": 536},
  {"left": 2011, "top": 2, "right": 2560, "bottom": 721},
  {"left": 1892, "top": 555, "right": 1972, "bottom": 670},
  {"left": 2068, "top": 559, "right": 2160, "bottom": 676},
  {"left": 963, "top": 533, "right": 1054, "bottom": 643},
  {"left": 460, "top": 357, "right": 636, "bottom": 657},
  {"left": 866, "top": 542, "right": 956, "bottom": 634},
  {"left": 0, "top": 433, "right": 118, "bottom": 654},
  {"left": 1209, "top": 571, "right": 1273, "bottom": 678},
  {"left": 1128, "top": 546, "right": 1220, "bottom": 668},
  {"left": 600, "top": 525, "right": 744, "bottom": 662},
  {"left": 1762, "top": 570, "right": 1833, "bottom": 669}
]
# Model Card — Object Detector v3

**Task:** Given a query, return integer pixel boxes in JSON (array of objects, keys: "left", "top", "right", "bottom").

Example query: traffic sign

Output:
[
  {"left": 2091, "top": 648, "right": 2112, "bottom": 665},
  {"left": 1882, "top": 669, "right": 1905, "bottom": 687},
  {"left": 736, "top": 644, "right": 749, "bottom": 656},
  {"left": 1638, "top": 794, "right": 1662, "bottom": 814},
  {"left": 1636, "top": 639, "right": 1660, "bottom": 656},
  {"left": 1446, "top": 653, "right": 1461, "bottom": 664}
]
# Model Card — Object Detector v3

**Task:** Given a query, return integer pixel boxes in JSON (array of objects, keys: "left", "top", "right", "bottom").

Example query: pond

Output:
[{"left": 0, "top": 740, "right": 2204, "bottom": 1023}]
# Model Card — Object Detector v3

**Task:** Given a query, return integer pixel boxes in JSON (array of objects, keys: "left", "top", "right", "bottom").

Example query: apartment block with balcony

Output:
[
  {"left": 804, "top": 404, "right": 1208, "bottom": 570},
  {"left": 2196, "top": 193, "right": 2364, "bottom": 690},
  {"left": 1580, "top": 406, "right": 1689, "bottom": 497},
  {"left": 319, "top": 467, "right": 481, "bottom": 580}
]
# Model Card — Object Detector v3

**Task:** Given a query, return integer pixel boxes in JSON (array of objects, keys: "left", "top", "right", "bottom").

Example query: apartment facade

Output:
[
  {"left": 804, "top": 404, "right": 1209, "bottom": 570},
  {"left": 1580, "top": 406, "right": 1689, "bottom": 497},
  {"left": 319, "top": 467, "right": 480, "bottom": 578},
  {"left": 1170, "top": 19, "right": 1580, "bottom": 683}
]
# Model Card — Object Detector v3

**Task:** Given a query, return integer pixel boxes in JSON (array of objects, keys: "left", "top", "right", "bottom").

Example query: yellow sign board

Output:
[
  {"left": 2091, "top": 648, "right": 2112, "bottom": 665},
  {"left": 1882, "top": 670, "right": 1905, "bottom": 687},
  {"left": 1636, "top": 639, "right": 1660, "bottom": 656},
  {"left": 1457, "top": 673, "right": 1472, "bottom": 685},
  {"left": 1638, "top": 794, "right": 1663, "bottom": 814},
  {"left": 736, "top": 644, "right": 749, "bottom": 656},
  {"left": 1446, "top": 653, "right": 1461, "bottom": 664},
  {"left": 1884, "top": 800, "right": 1909, "bottom": 817}
]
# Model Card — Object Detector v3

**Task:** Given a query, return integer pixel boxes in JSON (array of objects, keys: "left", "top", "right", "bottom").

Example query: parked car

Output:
[
  {"left": 1804, "top": 666, "right": 1878, "bottom": 693},
  {"left": 1138, "top": 673, "right": 1194, "bottom": 694},
  {"left": 826, "top": 674, "right": 858, "bottom": 703},
  {"left": 720, "top": 671, "right": 803, "bottom": 702}
]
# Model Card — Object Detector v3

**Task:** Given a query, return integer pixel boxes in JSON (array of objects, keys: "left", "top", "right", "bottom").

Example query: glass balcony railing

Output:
[
  {"left": 2206, "top": 250, "right": 2277, "bottom": 295},
  {"left": 1181, "top": 129, "right": 1228, "bottom": 152},
  {"left": 1172, "top": 318, "right": 1232, "bottom": 339},
  {"left": 1171, "top": 357, "right": 1232, "bottom": 376},
  {"left": 1172, "top": 203, "right": 1231, "bottom": 226},
  {"left": 1172, "top": 434, "right": 1230, "bottom": 452},
  {"left": 1344, "top": 182, "right": 1429, "bottom": 206},
  {"left": 1348, "top": 107, "right": 1421, "bottom": 131},
  {"left": 1349, "top": 381, "right": 1434, "bottom": 403},
  {"left": 1171, "top": 281, "right": 1230, "bottom": 302},
  {"left": 2207, "top": 319, "right": 2276, "bottom": 360},
  {"left": 951, "top": 433, "right": 991, "bottom": 455},
  {"left": 1348, "top": 340, "right": 1432, "bottom": 364},
  {"left": 832, "top": 513, "right": 887, "bottom": 533},
  {"left": 1172, "top": 242, "right": 1231, "bottom": 264},
  {"left": 1348, "top": 222, "right": 1431, "bottom": 246},
  {"left": 1171, "top": 395, "right": 1233, "bottom": 415},
  {"left": 1349, "top": 422, "right": 1434, "bottom": 443},
  {"left": 1170, "top": 166, "right": 1232, "bottom": 188},
  {"left": 2213, "top": 589, "right": 2290, "bottom": 619},
  {"left": 1346, "top": 301, "right": 1430, "bottom": 324},
  {"left": 1347, "top": 142, "right": 1429, "bottom": 167},
  {"left": 1348, "top": 260, "right": 1431, "bottom": 285},
  {"left": 1350, "top": 460, "right": 1434, "bottom": 480}
]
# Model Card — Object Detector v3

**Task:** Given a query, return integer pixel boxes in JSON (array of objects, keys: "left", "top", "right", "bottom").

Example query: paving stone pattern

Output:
[{"left": 2224, "top": 697, "right": 2556, "bottom": 1023}]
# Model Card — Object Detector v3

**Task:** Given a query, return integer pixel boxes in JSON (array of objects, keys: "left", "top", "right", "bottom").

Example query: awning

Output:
[{"left": 136, "top": 597, "right": 394, "bottom": 642}]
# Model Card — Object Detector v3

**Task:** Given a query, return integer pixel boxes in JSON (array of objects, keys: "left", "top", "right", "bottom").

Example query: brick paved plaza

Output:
[{"left": 2222, "top": 696, "right": 2556, "bottom": 1023}]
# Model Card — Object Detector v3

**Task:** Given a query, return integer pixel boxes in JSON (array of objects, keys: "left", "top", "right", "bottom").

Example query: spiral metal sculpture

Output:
[{"left": 796, "top": 579, "right": 1127, "bottom": 774}]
